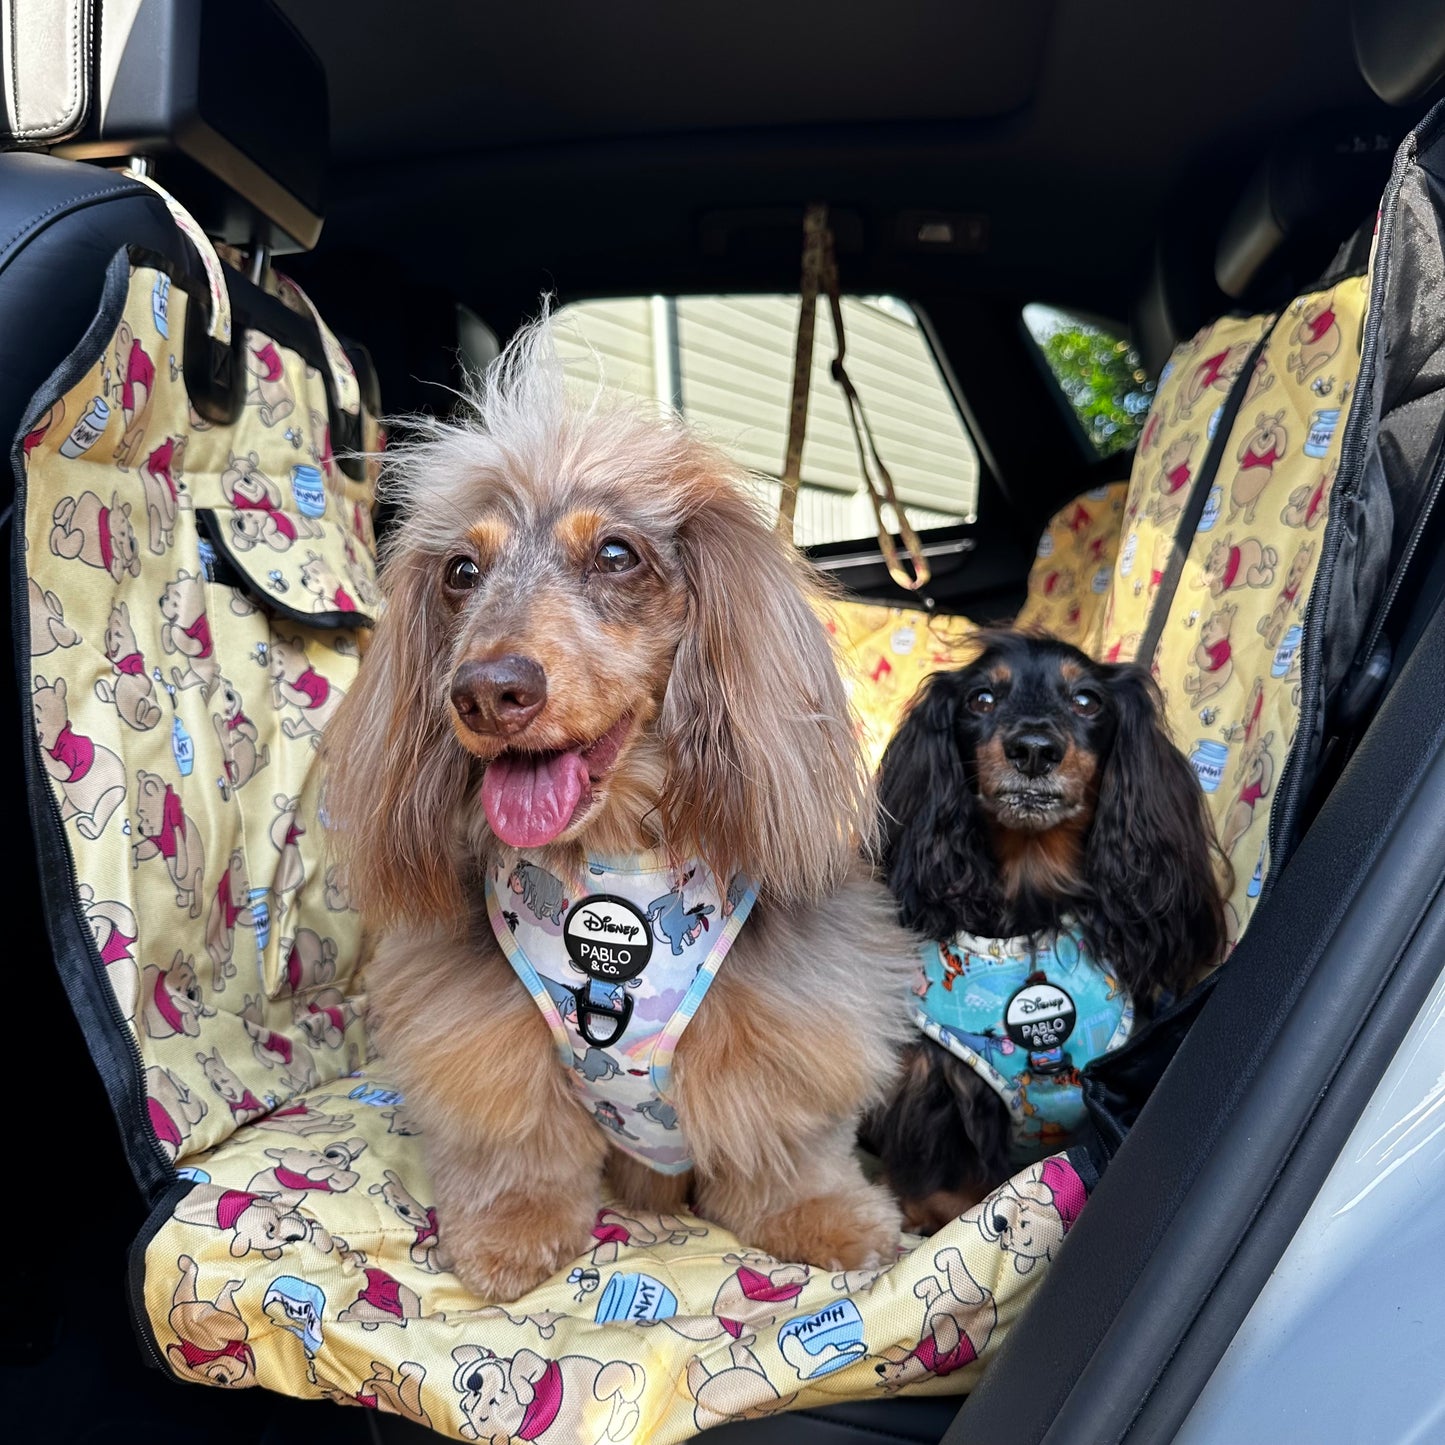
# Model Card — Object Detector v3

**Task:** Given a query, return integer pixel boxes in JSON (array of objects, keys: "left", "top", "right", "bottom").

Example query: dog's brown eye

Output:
[
  {"left": 967, "top": 687, "right": 996, "bottom": 715},
  {"left": 444, "top": 556, "right": 480, "bottom": 592},
  {"left": 594, "top": 538, "right": 639, "bottom": 574},
  {"left": 1071, "top": 690, "right": 1101, "bottom": 717}
]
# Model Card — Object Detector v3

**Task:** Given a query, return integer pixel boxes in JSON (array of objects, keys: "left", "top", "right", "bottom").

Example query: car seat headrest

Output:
[
  {"left": 1353, "top": 0, "right": 1445, "bottom": 107},
  {"left": 0, "top": 1, "right": 91, "bottom": 146},
  {"left": 1214, "top": 112, "right": 1401, "bottom": 305},
  {"left": 42, "top": 0, "right": 326, "bottom": 253},
  {"left": 1131, "top": 228, "right": 1224, "bottom": 382}
]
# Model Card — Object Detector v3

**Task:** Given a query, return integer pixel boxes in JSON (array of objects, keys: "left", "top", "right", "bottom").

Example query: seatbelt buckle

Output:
[{"left": 1337, "top": 639, "right": 1392, "bottom": 730}]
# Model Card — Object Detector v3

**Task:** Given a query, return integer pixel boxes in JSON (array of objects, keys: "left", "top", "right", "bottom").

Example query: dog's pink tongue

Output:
[{"left": 482, "top": 749, "right": 590, "bottom": 847}]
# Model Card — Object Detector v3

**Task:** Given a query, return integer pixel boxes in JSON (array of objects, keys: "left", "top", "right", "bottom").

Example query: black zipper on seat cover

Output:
[
  {"left": 1264, "top": 114, "right": 1419, "bottom": 902},
  {"left": 1138, "top": 322, "right": 1279, "bottom": 668},
  {"left": 126, "top": 1179, "right": 196, "bottom": 1373}
]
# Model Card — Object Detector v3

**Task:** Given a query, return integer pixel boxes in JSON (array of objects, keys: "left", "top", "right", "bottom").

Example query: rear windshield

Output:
[{"left": 554, "top": 294, "right": 979, "bottom": 547}]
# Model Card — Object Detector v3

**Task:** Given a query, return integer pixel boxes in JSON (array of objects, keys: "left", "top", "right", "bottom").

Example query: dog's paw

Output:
[
  {"left": 750, "top": 1184, "right": 902, "bottom": 1272},
  {"left": 449, "top": 1238, "right": 582, "bottom": 1304},
  {"left": 445, "top": 1194, "right": 596, "bottom": 1304}
]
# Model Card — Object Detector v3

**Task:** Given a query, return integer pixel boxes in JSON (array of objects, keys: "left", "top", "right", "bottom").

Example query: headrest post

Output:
[
  {"left": 248, "top": 243, "right": 271, "bottom": 288},
  {"left": 126, "top": 156, "right": 154, "bottom": 179}
]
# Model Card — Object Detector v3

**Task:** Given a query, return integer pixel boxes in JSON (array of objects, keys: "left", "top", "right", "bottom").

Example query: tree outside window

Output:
[{"left": 1023, "top": 305, "right": 1154, "bottom": 459}]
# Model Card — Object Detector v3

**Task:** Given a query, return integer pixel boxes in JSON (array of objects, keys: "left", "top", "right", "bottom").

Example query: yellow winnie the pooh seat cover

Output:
[
  {"left": 18, "top": 205, "right": 1094, "bottom": 1440},
  {"left": 1097, "top": 276, "right": 1370, "bottom": 945}
]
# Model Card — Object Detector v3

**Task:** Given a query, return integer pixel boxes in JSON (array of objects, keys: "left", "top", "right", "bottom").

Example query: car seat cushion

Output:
[{"left": 137, "top": 1069, "right": 1092, "bottom": 1440}]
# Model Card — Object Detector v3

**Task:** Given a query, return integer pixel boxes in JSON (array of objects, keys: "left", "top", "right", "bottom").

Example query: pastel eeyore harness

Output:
[
  {"left": 914, "top": 924, "right": 1134, "bottom": 1165},
  {"left": 485, "top": 852, "right": 758, "bottom": 1173}
]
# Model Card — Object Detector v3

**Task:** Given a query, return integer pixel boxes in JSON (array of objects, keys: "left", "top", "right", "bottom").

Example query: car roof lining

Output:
[
  {"left": 279, "top": 0, "right": 1384, "bottom": 333},
  {"left": 280, "top": 0, "right": 1372, "bottom": 170},
  {"left": 280, "top": 0, "right": 1054, "bottom": 152}
]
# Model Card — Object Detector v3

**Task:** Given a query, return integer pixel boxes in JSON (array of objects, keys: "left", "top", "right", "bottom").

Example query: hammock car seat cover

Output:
[{"left": 17, "top": 249, "right": 1088, "bottom": 1438}]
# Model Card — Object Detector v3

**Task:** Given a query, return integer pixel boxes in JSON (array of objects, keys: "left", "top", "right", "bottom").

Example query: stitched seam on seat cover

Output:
[
  {"left": 10, "top": 0, "right": 84, "bottom": 138},
  {"left": 0, "top": 180, "right": 147, "bottom": 265},
  {"left": 6, "top": 2, "right": 17, "bottom": 137}
]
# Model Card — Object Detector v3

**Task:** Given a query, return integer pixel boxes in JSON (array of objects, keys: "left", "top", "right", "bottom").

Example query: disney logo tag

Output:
[
  {"left": 1004, "top": 978, "right": 1077, "bottom": 1053},
  {"left": 578, "top": 910, "right": 640, "bottom": 941},
  {"left": 564, "top": 894, "right": 653, "bottom": 982}
]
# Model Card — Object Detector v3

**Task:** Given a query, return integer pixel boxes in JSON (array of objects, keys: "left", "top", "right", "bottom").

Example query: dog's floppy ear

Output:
[
  {"left": 659, "top": 483, "right": 867, "bottom": 902},
  {"left": 878, "top": 671, "right": 996, "bottom": 939},
  {"left": 1085, "top": 665, "right": 1230, "bottom": 997},
  {"left": 322, "top": 548, "right": 471, "bottom": 928}
]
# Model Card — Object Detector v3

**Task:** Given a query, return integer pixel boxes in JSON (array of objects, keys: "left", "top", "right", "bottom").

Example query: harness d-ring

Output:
[{"left": 573, "top": 983, "right": 634, "bottom": 1049}]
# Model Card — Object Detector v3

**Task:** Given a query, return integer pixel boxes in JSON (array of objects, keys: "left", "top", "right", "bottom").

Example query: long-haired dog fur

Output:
[
  {"left": 866, "top": 631, "right": 1228, "bottom": 1231},
  {"left": 324, "top": 318, "right": 916, "bottom": 1302}
]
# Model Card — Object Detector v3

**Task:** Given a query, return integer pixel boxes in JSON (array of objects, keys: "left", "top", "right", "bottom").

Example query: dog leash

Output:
[
  {"left": 777, "top": 205, "right": 825, "bottom": 539},
  {"left": 778, "top": 204, "right": 931, "bottom": 591}
]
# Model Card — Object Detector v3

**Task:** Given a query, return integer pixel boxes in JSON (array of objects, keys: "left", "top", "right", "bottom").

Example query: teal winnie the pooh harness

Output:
[{"left": 913, "top": 923, "right": 1133, "bottom": 1164}]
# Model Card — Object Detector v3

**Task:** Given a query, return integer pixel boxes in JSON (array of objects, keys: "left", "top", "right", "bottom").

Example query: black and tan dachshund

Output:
[{"left": 867, "top": 630, "right": 1228, "bottom": 1230}]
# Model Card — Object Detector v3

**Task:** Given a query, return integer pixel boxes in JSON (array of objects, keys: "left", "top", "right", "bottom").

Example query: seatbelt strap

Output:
[
  {"left": 822, "top": 263, "right": 931, "bottom": 591},
  {"left": 1138, "top": 319, "right": 1279, "bottom": 668},
  {"left": 778, "top": 205, "right": 931, "bottom": 590}
]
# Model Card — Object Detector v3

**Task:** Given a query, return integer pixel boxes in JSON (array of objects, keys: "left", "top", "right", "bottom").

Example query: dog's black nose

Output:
[
  {"left": 451, "top": 655, "right": 547, "bottom": 735},
  {"left": 1004, "top": 728, "right": 1064, "bottom": 779}
]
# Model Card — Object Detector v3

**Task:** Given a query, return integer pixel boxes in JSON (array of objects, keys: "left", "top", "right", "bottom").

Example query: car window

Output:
[
  {"left": 1022, "top": 303, "right": 1154, "bottom": 460},
  {"left": 552, "top": 295, "right": 978, "bottom": 547}
]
